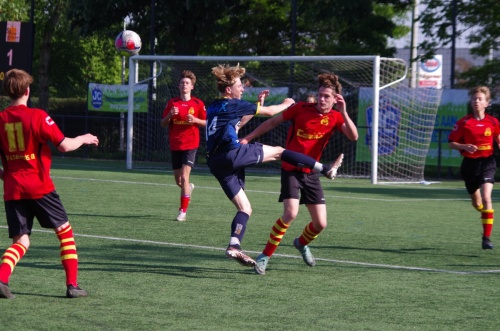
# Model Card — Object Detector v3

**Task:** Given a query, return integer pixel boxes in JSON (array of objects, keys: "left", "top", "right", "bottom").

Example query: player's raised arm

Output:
[
  {"left": 336, "top": 94, "right": 358, "bottom": 141},
  {"left": 240, "top": 114, "right": 285, "bottom": 144},
  {"left": 58, "top": 134, "right": 99, "bottom": 152},
  {"left": 258, "top": 98, "right": 295, "bottom": 117}
]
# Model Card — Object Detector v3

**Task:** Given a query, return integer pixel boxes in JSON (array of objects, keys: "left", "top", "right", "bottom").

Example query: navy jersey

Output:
[{"left": 205, "top": 98, "right": 259, "bottom": 156}]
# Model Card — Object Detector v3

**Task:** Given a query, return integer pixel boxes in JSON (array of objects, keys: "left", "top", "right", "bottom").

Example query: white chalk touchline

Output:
[
  {"left": 8, "top": 227, "right": 498, "bottom": 275},
  {"left": 52, "top": 176, "right": 475, "bottom": 202}
]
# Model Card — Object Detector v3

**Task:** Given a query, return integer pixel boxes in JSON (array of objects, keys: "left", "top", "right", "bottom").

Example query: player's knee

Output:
[
  {"left": 282, "top": 212, "right": 297, "bottom": 222},
  {"left": 13, "top": 234, "right": 30, "bottom": 250},
  {"left": 263, "top": 145, "right": 285, "bottom": 161},
  {"left": 241, "top": 206, "right": 252, "bottom": 216},
  {"left": 313, "top": 221, "right": 327, "bottom": 231},
  {"left": 275, "top": 146, "right": 285, "bottom": 158}
]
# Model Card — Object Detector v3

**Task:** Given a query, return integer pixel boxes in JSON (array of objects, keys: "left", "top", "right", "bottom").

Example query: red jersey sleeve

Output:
[
  {"left": 32, "top": 110, "right": 65, "bottom": 146},
  {"left": 448, "top": 115, "right": 467, "bottom": 143}
]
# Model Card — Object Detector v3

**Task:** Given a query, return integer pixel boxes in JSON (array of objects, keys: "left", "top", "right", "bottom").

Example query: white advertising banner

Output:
[{"left": 418, "top": 55, "right": 443, "bottom": 89}]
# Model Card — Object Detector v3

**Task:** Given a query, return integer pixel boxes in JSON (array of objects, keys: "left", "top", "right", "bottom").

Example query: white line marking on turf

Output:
[
  {"left": 52, "top": 176, "right": 479, "bottom": 202},
  {"left": 7, "top": 226, "right": 499, "bottom": 275}
]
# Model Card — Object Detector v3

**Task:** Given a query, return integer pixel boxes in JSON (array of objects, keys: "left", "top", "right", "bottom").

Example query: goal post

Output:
[{"left": 126, "top": 55, "right": 441, "bottom": 183}]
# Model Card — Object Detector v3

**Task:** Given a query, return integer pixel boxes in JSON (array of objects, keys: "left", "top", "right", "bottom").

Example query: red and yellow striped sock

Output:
[
  {"left": 262, "top": 218, "right": 290, "bottom": 257},
  {"left": 297, "top": 221, "right": 321, "bottom": 246},
  {"left": 56, "top": 225, "right": 79, "bottom": 287},
  {"left": 481, "top": 209, "right": 494, "bottom": 238},
  {"left": 0, "top": 243, "right": 27, "bottom": 284}
]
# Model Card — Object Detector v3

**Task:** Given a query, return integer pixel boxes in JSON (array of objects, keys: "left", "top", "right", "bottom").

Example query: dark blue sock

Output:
[
  {"left": 230, "top": 211, "right": 250, "bottom": 248},
  {"left": 281, "top": 149, "right": 318, "bottom": 170}
]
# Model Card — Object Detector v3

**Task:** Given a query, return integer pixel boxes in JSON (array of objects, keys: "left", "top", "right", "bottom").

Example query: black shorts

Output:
[
  {"left": 4, "top": 191, "right": 68, "bottom": 238},
  {"left": 171, "top": 149, "right": 197, "bottom": 170},
  {"left": 279, "top": 169, "right": 325, "bottom": 205},
  {"left": 207, "top": 143, "right": 264, "bottom": 200},
  {"left": 461, "top": 155, "right": 497, "bottom": 194}
]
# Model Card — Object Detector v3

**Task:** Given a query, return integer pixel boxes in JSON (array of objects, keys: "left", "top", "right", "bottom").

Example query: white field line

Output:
[
  {"left": 2, "top": 226, "right": 498, "bottom": 275},
  {"left": 52, "top": 175, "right": 476, "bottom": 202},
  {"left": 31, "top": 174, "right": 498, "bottom": 274}
]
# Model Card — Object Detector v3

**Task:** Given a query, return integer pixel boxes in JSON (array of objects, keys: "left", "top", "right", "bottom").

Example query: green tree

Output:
[
  {"left": 418, "top": 0, "right": 500, "bottom": 89},
  {"left": 0, "top": 0, "right": 29, "bottom": 21},
  {"left": 2, "top": 0, "right": 123, "bottom": 108},
  {"left": 6, "top": 0, "right": 412, "bottom": 106},
  {"left": 68, "top": 0, "right": 412, "bottom": 56}
]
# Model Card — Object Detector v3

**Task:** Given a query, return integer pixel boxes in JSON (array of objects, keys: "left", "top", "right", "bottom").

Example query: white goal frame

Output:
[{"left": 126, "top": 55, "right": 408, "bottom": 184}]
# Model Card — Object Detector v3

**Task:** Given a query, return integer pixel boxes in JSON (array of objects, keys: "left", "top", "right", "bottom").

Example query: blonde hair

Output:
[
  {"left": 180, "top": 70, "right": 196, "bottom": 86},
  {"left": 469, "top": 86, "right": 491, "bottom": 102},
  {"left": 318, "top": 73, "right": 342, "bottom": 94},
  {"left": 212, "top": 64, "right": 246, "bottom": 93}
]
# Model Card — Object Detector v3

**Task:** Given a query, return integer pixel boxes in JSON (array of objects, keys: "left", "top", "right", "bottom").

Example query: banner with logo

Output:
[
  {"left": 356, "top": 88, "right": 403, "bottom": 161},
  {"left": 418, "top": 55, "right": 443, "bottom": 89},
  {"left": 356, "top": 87, "right": 443, "bottom": 163},
  {"left": 87, "top": 83, "right": 148, "bottom": 112}
]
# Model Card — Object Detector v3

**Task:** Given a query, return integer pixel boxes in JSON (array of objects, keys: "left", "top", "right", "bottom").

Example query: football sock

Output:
[
  {"left": 56, "top": 225, "right": 79, "bottom": 287},
  {"left": 262, "top": 218, "right": 290, "bottom": 257},
  {"left": 281, "top": 150, "right": 323, "bottom": 172},
  {"left": 481, "top": 209, "right": 494, "bottom": 238},
  {"left": 229, "top": 211, "right": 250, "bottom": 248},
  {"left": 297, "top": 221, "right": 321, "bottom": 246},
  {"left": 180, "top": 194, "right": 191, "bottom": 213},
  {"left": 0, "top": 243, "right": 27, "bottom": 284}
]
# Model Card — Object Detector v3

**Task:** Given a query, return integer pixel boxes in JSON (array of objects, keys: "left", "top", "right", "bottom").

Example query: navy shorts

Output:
[
  {"left": 4, "top": 191, "right": 68, "bottom": 238},
  {"left": 171, "top": 149, "right": 197, "bottom": 170},
  {"left": 461, "top": 155, "right": 497, "bottom": 194},
  {"left": 208, "top": 143, "right": 264, "bottom": 200},
  {"left": 279, "top": 169, "right": 325, "bottom": 205}
]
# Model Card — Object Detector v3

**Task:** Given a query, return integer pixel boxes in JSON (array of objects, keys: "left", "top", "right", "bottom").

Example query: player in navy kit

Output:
[{"left": 206, "top": 64, "right": 342, "bottom": 267}]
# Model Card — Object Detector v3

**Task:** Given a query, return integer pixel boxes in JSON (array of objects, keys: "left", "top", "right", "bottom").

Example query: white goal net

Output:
[{"left": 126, "top": 55, "right": 442, "bottom": 183}]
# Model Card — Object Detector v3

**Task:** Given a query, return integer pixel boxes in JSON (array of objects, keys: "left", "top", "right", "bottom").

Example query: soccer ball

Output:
[{"left": 115, "top": 30, "right": 141, "bottom": 57}]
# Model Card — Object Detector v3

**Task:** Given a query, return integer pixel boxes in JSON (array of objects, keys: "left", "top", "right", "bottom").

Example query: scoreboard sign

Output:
[{"left": 0, "top": 21, "right": 33, "bottom": 82}]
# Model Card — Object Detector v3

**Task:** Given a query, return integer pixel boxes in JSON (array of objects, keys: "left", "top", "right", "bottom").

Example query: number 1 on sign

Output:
[{"left": 7, "top": 49, "right": 13, "bottom": 66}]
